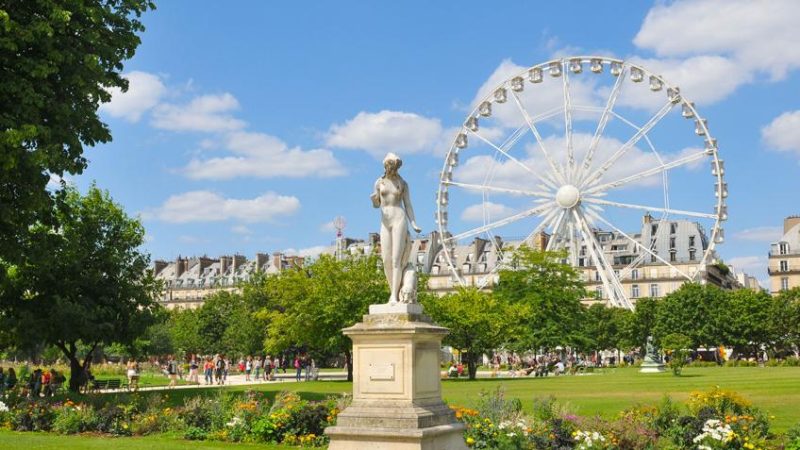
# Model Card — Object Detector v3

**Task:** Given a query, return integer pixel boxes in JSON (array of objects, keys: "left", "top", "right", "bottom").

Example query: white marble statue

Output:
[{"left": 371, "top": 153, "right": 422, "bottom": 304}]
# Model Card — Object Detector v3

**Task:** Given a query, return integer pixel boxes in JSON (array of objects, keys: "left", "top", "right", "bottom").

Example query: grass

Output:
[
  {"left": 4, "top": 366, "right": 799, "bottom": 448},
  {"left": 0, "top": 432, "right": 286, "bottom": 449}
]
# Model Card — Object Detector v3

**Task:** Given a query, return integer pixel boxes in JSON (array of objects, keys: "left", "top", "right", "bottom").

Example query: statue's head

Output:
[{"left": 383, "top": 152, "right": 402, "bottom": 176}]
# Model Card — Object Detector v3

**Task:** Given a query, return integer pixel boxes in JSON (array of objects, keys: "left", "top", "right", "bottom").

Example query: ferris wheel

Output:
[{"left": 436, "top": 56, "right": 726, "bottom": 310}]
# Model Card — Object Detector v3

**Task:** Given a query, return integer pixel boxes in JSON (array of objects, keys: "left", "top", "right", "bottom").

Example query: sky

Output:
[{"left": 64, "top": 0, "right": 800, "bottom": 286}]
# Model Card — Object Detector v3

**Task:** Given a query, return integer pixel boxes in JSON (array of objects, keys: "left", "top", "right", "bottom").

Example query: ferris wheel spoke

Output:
[
  {"left": 583, "top": 198, "right": 717, "bottom": 219},
  {"left": 585, "top": 149, "right": 709, "bottom": 196},
  {"left": 572, "top": 209, "right": 630, "bottom": 309},
  {"left": 444, "top": 180, "right": 552, "bottom": 199},
  {"left": 582, "top": 100, "right": 675, "bottom": 188},
  {"left": 522, "top": 208, "right": 560, "bottom": 247},
  {"left": 446, "top": 202, "right": 554, "bottom": 243},
  {"left": 576, "top": 66, "right": 626, "bottom": 183},
  {"left": 587, "top": 210, "right": 693, "bottom": 281},
  {"left": 466, "top": 129, "right": 558, "bottom": 190},
  {"left": 562, "top": 62, "right": 575, "bottom": 180},
  {"left": 545, "top": 210, "right": 567, "bottom": 252},
  {"left": 567, "top": 218, "right": 579, "bottom": 267},
  {"left": 510, "top": 90, "right": 566, "bottom": 184}
]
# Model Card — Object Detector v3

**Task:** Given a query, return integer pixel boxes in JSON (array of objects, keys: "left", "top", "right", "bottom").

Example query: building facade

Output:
[
  {"left": 768, "top": 216, "right": 800, "bottom": 294},
  {"left": 154, "top": 215, "right": 745, "bottom": 309}
]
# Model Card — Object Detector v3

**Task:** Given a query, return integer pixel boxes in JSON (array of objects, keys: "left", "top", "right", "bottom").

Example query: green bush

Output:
[
  {"left": 184, "top": 426, "right": 208, "bottom": 441},
  {"left": 52, "top": 404, "right": 98, "bottom": 434}
]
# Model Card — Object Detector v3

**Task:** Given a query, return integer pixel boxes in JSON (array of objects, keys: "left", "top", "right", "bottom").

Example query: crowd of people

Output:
[
  {"left": 153, "top": 353, "right": 319, "bottom": 388},
  {"left": 0, "top": 366, "right": 65, "bottom": 397}
]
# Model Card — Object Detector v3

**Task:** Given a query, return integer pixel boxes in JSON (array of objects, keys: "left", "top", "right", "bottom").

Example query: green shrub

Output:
[
  {"left": 52, "top": 403, "right": 98, "bottom": 434},
  {"left": 184, "top": 426, "right": 207, "bottom": 441}
]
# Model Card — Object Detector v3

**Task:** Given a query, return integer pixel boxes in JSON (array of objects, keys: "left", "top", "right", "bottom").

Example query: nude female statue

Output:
[{"left": 371, "top": 153, "right": 422, "bottom": 304}]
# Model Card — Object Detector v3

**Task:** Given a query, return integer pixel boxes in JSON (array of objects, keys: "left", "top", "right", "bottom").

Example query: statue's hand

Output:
[{"left": 411, "top": 223, "right": 422, "bottom": 234}]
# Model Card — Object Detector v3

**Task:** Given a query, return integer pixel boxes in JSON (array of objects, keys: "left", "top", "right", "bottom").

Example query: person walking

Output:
[
  {"left": 294, "top": 355, "right": 302, "bottom": 382},
  {"left": 254, "top": 356, "right": 262, "bottom": 381},
  {"left": 215, "top": 355, "right": 225, "bottom": 385},
  {"left": 204, "top": 357, "right": 213, "bottom": 385},
  {"left": 245, "top": 356, "right": 253, "bottom": 382},
  {"left": 167, "top": 356, "right": 178, "bottom": 388},
  {"left": 264, "top": 355, "right": 272, "bottom": 381},
  {"left": 189, "top": 355, "right": 199, "bottom": 384}
]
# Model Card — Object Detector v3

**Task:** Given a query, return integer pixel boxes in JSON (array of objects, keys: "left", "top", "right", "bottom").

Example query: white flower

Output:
[
  {"left": 0, "top": 401, "right": 8, "bottom": 413},
  {"left": 226, "top": 416, "right": 243, "bottom": 428}
]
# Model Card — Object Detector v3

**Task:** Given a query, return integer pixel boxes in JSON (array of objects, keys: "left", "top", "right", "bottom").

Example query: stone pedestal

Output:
[
  {"left": 639, "top": 356, "right": 666, "bottom": 373},
  {"left": 326, "top": 303, "right": 467, "bottom": 450}
]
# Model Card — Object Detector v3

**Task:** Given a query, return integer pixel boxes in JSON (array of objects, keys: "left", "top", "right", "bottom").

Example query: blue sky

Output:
[{"left": 67, "top": 1, "right": 800, "bottom": 285}]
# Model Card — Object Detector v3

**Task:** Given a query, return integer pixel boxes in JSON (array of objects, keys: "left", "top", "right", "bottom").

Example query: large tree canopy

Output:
[
  {"left": 3, "top": 186, "right": 160, "bottom": 391},
  {"left": 0, "top": 0, "right": 153, "bottom": 277}
]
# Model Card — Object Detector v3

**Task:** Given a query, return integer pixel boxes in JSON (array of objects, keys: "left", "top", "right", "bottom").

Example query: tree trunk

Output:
[
  {"left": 55, "top": 341, "right": 97, "bottom": 392},
  {"left": 466, "top": 351, "right": 479, "bottom": 380},
  {"left": 344, "top": 349, "right": 353, "bottom": 382}
]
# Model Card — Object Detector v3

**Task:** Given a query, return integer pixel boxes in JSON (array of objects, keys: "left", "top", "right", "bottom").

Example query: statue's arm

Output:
[
  {"left": 402, "top": 180, "right": 422, "bottom": 233},
  {"left": 371, "top": 179, "right": 381, "bottom": 208}
]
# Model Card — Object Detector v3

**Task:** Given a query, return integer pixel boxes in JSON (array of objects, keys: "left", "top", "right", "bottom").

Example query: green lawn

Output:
[
  {"left": 0, "top": 432, "right": 285, "bottom": 449},
  {"left": 4, "top": 366, "right": 799, "bottom": 448}
]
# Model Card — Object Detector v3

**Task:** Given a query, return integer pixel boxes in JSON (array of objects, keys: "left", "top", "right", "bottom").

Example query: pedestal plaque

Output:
[{"left": 325, "top": 303, "right": 468, "bottom": 450}]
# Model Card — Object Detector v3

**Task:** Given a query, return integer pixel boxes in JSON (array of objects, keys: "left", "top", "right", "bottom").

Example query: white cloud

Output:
[
  {"left": 625, "top": 0, "right": 800, "bottom": 109},
  {"left": 183, "top": 131, "right": 346, "bottom": 179},
  {"left": 146, "top": 191, "right": 300, "bottom": 223},
  {"left": 469, "top": 59, "right": 602, "bottom": 128},
  {"left": 762, "top": 110, "right": 800, "bottom": 157},
  {"left": 326, "top": 110, "right": 446, "bottom": 158},
  {"left": 732, "top": 226, "right": 783, "bottom": 242},
  {"left": 101, "top": 71, "right": 166, "bottom": 122},
  {"left": 320, "top": 220, "right": 337, "bottom": 233},
  {"left": 454, "top": 133, "right": 700, "bottom": 192},
  {"left": 461, "top": 201, "right": 516, "bottom": 222},
  {"left": 634, "top": 0, "right": 800, "bottom": 81},
  {"left": 727, "top": 255, "right": 767, "bottom": 276},
  {"left": 152, "top": 93, "right": 246, "bottom": 132},
  {"left": 282, "top": 245, "right": 332, "bottom": 258},
  {"left": 231, "top": 225, "right": 252, "bottom": 236}
]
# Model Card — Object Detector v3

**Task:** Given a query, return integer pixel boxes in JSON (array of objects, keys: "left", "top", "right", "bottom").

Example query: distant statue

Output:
[
  {"left": 372, "top": 153, "right": 422, "bottom": 304},
  {"left": 645, "top": 335, "right": 661, "bottom": 363}
]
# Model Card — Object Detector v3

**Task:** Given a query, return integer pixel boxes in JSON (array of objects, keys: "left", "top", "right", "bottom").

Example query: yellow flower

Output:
[{"left": 466, "top": 437, "right": 475, "bottom": 446}]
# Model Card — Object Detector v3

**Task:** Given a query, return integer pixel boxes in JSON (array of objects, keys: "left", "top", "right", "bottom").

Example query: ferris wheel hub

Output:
[{"left": 556, "top": 184, "right": 581, "bottom": 209}]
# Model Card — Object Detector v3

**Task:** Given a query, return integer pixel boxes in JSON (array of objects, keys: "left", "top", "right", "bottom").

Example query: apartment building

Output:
[{"left": 768, "top": 216, "right": 800, "bottom": 294}]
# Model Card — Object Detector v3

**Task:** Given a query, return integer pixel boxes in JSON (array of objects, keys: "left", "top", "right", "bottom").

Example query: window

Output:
[
  {"left": 462, "top": 263, "right": 470, "bottom": 272},
  {"left": 670, "top": 252, "right": 677, "bottom": 262},
  {"left": 651, "top": 254, "right": 657, "bottom": 263},
  {"left": 650, "top": 284, "right": 660, "bottom": 297},
  {"left": 631, "top": 284, "right": 640, "bottom": 298},
  {"left": 631, "top": 269, "right": 639, "bottom": 280},
  {"left": 689, "top": 236, "right": 696, "bottom": 247},
  {"left": 579, "top": 258, "right": 585, "bottom": 267},
  {"left": 651, "top": 224, "right": 658, "bottom": 235},
  {"left": 431, "top": 266, "right": 440, "bottom": 275},
  {"left": 595, "top": 286, "right": 603, "bottom": 299},
  {"left": 417, "top": 252, "right": 425, "bottom": 263},
  {"left": 780, "top": 243, "right": 789, "bottom": 255},
  {"left": 670, "top": 223, "right": 677, "bottom": 234},
  {"left": 689, "top": 250, "right": 696, "bottom": 261},
  {"left": 781, "top": 277, "right": 789, "bottom": 291},
  {"left": 466, "top": 253, "right": 474, "bottom": 262},
  {"left": 780, "top": 260, "right": 789, "bottom": 272},
  {"left": 595, "top": 271, "right": 601, "bottom": 281},
  {"left": 670, "top": 237, "right": 676, "bottom": 249}
]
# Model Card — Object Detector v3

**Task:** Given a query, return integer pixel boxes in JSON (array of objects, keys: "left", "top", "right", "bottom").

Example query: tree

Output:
[
  {"left": 723, "top": 289, "right": 773, "bottom": 358},
  {"left": 768, "top": 288, "right": 800, "bottom": 355},
  {"left": 629, "top": 297, "right": 659, "bottom": 351},
  {"left": 3, "top": 186, "right": 160, "bottom": 391},
  {"left": 0, "top": 1, "right": 154, "bottom": 281},
  {"left": 654, "top": 283, "right": 727, "bottom": 352},
  {"left": 261, "top": 254, "right": 388, "bottom": 381},
  {"left": 661, "top": 333, "right": 693, "bottom": 376},
  {"left": 493, "top": 247, "right": 588, "bottom": 352},
  {"left": 422, "top": 287, "right": 514, "bottom": 380}
]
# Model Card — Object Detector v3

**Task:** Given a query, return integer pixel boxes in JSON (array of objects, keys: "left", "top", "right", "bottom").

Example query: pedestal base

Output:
[
  {"left": 639, "top": 358, "right": 666, "bottom": 373},
  {"left": 325, "top": 304, "right": 468, "bottom": 450}
]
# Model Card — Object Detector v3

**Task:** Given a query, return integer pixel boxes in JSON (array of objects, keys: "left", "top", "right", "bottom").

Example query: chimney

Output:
[
  {"left": 784, "top": 216, "right": 800, "bottom": 234},
  {"left": 175, "top": 256, "right": 186, "bottom": 277},
  {"left": 220, "top": 255, "right": 231, "bottom": 274},
  {"left": 256, "top": 253, "right": 268, "bottom": 271},
  {"left": 232, "top": 254, "right": 246, "bottom": 272},
  {"left": 153, "top": 260, "right": 168, "bottom": 276},
  {"left": 643, "top": 213, "right": 653, "bottom": 225},
  {"left": 199, "top": 256, "right": 214, "bottom": 272},
  {"left": 272, "top": 252, "right": 283, "bottom": 271}
]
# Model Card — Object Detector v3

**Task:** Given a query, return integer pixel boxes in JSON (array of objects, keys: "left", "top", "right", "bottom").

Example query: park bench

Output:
[{"left": 90, "top": 378, "right": 122, "bottom": 392}]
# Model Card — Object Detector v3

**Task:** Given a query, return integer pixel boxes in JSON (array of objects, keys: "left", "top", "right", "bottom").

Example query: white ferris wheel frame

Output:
[{"left": 435, "top": 56, "right": 727, "bottom": 311}]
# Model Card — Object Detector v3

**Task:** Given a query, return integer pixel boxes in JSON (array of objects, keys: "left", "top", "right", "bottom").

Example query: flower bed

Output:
[
  {"left": 0, "top": 390, "right": 346, "bottom": 447},
  {"left": 1, "top": 387, "right": 799, "bottom": 448}
]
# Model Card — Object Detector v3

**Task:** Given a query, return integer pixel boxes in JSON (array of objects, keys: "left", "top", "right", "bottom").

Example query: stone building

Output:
[
  {"left": 768, "top": 216, "right": 800, "bottom": 294},
  {"left": 154, "top": 214, "right": 745, "bottom": 309}
]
